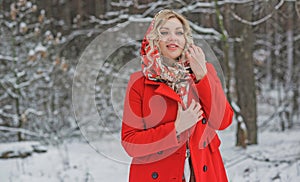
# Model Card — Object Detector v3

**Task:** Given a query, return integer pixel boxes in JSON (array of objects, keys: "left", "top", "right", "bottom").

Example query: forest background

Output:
[{"left": 0, "top": 0, "right": 300, "bottom": 181}]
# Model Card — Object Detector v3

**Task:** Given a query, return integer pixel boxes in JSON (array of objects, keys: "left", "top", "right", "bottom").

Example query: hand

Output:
[
  {"left": 186, "top": 44, "right": 207, "bottom": 81},
  {"left": 175, "top": 100, "right": 204, "bottom": 135}
]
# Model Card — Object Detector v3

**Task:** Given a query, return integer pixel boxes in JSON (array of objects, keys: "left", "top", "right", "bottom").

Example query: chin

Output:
[{"left": 169, "top": 54, "right": 181, "bottom": 60}]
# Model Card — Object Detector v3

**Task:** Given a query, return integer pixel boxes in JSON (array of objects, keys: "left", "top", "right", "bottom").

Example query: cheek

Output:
[
  {"left": 158, "top": 41, "right": 166, "bottom": 55},
  {"left": 159, "top": 37, "right": 167, "bottom": 45},
  {"left": 180, "top": 41, "right": 186, "bottom": 49},
  {"left": 158, "top": 40, "right": 163, "bottom": 47},
  {"left": 179, "top": 37, "right": 186, "bottom": 46},
  {"left": 158, "top": 40, "right": 167, "bottom": 49}
]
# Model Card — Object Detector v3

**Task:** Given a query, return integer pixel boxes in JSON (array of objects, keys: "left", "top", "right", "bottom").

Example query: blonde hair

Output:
[{"left": 146, "top": 9, "right": 193, "bottom": 60}]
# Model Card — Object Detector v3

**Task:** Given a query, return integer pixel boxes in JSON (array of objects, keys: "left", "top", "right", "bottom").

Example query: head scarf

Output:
[{"left": 140, "top": 18, "right": 195, "bottom": 108}]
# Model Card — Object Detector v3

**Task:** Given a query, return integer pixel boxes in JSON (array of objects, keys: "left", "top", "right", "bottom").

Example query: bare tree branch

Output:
[
  {"left": 189, "top": 21, "right": 221, "bottom": 38},
  {"left": 230, "top": 0, "right": 285, "bottom": 26},
  {"left": 0, "top": 93, "right": 8, "bottom": 100},
  {"left": 24, "top": 108, "right": 43, "bottom": 116},
  {"left": 0, "top": 109, "right": 18, "bottom": 121},
  {"left": 0, "top": 55, "right": 18, "bottom": 62},
  {"left": 0, "top": 81, "right": 19, "bottom": 99},
  {"left": 0, "top": 126, "right": 47, "bottom": 138}
]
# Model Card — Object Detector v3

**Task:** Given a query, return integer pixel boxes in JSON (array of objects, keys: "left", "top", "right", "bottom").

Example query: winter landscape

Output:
[
  {"left": 1, "top": 0, "right": 300, "bottom": 182},
  {"left": 1, "top": 119, "right": 300, "bottom": 181}
]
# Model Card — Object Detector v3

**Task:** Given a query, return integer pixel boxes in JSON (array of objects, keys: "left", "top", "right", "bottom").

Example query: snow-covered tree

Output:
[{"left": 0, "top": 0, "right": 72, "bottom": 142}]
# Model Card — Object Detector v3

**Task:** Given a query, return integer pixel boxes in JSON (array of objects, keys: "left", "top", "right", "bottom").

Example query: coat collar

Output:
[{"left": 144, "top": 79, "right": 182, "bottom": 103}]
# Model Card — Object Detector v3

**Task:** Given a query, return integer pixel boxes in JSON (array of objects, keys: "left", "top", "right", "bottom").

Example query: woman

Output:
[{"left": 121, "top": 9, "right": 233, "bottom": 182}]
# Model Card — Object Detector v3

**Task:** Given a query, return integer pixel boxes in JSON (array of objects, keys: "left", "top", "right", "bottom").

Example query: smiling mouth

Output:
[
  {"left": 167, "top": 44, "right": 178, "bottom": 48},
  {"left": 166, "top": 44, "right": 179, "bottom": 50}
]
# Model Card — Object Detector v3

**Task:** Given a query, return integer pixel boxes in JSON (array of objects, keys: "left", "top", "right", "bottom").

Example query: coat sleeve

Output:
[
  {"left": 121, "top": 73, "right": 182, "bottom": 158},
  {"left": 194, "top": 63, "right": 233, "bottom": 130}
]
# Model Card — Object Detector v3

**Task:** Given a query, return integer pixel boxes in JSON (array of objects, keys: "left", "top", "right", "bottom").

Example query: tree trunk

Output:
[
  {"left": 294, "top": 3, "right": 300, "bottom": 125},
  {"left": 285, "top": 2, "right": 294, "bottom": 129},
  {"left": 296, "top": 0, "right": 300, "bottom": 18},
  {"left": 63, "top": 0, "right": 72, "bottom": 30},
  {"left": 75, "top": 0, "right": 84, "bottom": 27},
  {"left": 233, "top": 3, "right": 257, "bottom": 145},
  {"left": 265, "top": 18, "right": 273, "bottom": 90},
  {"left": 95, "top": 0, "right": 110, "bottom": 15},
  {"left": 14, "top": 74, "right": 23, "bottom": 141},
  {"left": 214, "top": 0, "right": 231, "bottom": 102}
]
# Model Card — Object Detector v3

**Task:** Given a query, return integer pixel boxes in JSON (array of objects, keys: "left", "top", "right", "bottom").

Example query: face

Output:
[{"left": 158, "top": 18, "right": 186, "bottom": 60}]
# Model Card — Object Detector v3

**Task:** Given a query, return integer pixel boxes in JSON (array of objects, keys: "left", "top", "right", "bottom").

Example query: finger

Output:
[
  {"left": 198, "top": 114, "right": 203, "bottom": 120},
  {"left": 190, "top": 99, "right": 196, "bottom": 109},
  {"left": 191, "top": 44, "right": 198, "bottom": 52},
  {"left": 195, "top": 46, "right": 203, "bottom": 54},
  {"left": 197, "top": 103, "right": 202, "bottom": 110},
  {"left": 188, "top": 45, "right": 196, "bottom": 55},
  {"left": 192, "top": 45, "right": 202, "bottom": 57},
  {"left": 187, "top": 52, "right": 195, "bottom": 62},
  {"left": 198, "top": 102, "right": 202, "bottom": 107},
  {"left": 194, "top": 102, "right": 201, "bottom": 111},
  {"left": 193, "top": 45, "right": 202, "bottom": 53},
  {"left": 196, "top": 107, "right": 203, "bottom": 115},
  {"left": 194, "top": 108, "right": 203, "bottom": 119},
  {"left": 199, "top": 109, "right": 204, "bottom": 115},
  {"left": 185, "top": 51, "right": 192, "bottom": 60},
  {"left": 192, "top": 45, "right": 205, "bottom": 60},
  {"left": 191, "top": 101, "right": 199, "bottom": 111}
]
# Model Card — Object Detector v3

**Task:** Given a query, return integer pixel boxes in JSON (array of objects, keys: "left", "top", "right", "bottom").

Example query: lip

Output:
[{"left": 166, "top": 43, "right": 179, "bottom": 50}]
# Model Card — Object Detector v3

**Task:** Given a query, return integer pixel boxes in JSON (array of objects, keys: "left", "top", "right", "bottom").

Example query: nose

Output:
[{"left": 167, "top": 32, "right": 177, "bottom": 41}]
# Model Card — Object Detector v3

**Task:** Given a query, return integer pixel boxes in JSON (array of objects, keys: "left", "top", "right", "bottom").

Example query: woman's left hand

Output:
[{"left": 186, "top": 44, "right": 207, "bottom": 81}]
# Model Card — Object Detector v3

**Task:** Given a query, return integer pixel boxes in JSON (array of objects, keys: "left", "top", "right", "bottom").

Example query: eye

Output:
[
  {"left": 176, "top": 31, "right": 184, "bottom": 35},
  {"left": 160, "top": 31, "right": 168, "bottom": 36}
]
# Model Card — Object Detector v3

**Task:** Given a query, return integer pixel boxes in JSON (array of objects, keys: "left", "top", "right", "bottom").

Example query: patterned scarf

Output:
[{"left": 140, "top": 20, "right": 195, "bottom": 108}]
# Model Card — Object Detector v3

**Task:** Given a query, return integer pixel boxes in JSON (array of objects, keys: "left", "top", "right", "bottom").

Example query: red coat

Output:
[{"left": 122, "top": 63, "right": 233, "bottom": 182}]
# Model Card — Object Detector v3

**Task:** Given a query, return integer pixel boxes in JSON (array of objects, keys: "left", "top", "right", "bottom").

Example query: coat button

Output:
[
  {"left": 152, "top": 172, "right": 158, "bottom": 179},
  {"left": 203, "top": 141, "right": 207, "bottom": 148},
  {"left": 202, "top": 118, "right": 207, "bottom": 124},
  {"left": 203, "top": 165, "right": 208, "bottom": 172}
]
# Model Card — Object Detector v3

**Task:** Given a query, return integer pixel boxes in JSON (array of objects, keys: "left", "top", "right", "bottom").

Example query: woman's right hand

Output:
[{"left": 175, "top": 100, "right": 204, "bottom": 135}]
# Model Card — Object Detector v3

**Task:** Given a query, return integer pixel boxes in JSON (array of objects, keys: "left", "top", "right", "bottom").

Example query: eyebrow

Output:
[{"left": 160, "top": 27, "right": 184, "bottom": 30}]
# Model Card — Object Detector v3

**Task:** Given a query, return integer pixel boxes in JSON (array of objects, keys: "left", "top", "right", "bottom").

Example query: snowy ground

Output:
[
  {"left": 221, "top": 125, "right": 300, "bottom": 182},
  {"left": 0, "top": 123, "right": 300, "bottom": 182}
]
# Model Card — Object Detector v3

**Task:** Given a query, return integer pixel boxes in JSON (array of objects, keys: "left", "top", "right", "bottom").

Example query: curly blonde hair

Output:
[{"left": 146, "top": 9, "right": 193, "bottom": 61}]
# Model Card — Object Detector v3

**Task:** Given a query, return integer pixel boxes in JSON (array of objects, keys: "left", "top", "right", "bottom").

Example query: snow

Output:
[
  {"left": 189, "top": 21, "right": 221, "bottom": 37},
  {"left": 16, "top": 70, "right": 26, "bottom": 78},
  {"left": 237, "top": 115, "right": 243, "bottom": 122},
  {"left": 0, "top": 54, "right": 18, "bottom": 62},
  {"left": 34, "top": 43, "right": 47, "bottom": 52},
  {"left": 231, "top": 103, "right": 240, "bottom": 111},
  {"left": 28, "top": 49, "right": 35, "bottom": 56},
  {"left": 19, "top": 22, "right": 27, "bottom": 29},
  {"left": 40, "top": 9, "right": 45, "bottom": 15},
  {"left": 44, "top": 30, "right": 52, "bottom": 37},
  {"left": 220, "top": 125, "right": 300, "bottom": 182},
  {"left": 0, "top": 125, "right": 299, "bottom": 181},
  {"left": 23, "top": 108, "right": 43, "bottom": 116},
  {"left": 0, "top": 141, "right": 46, "bottom": 159},
  {"left": 0, "top": 139, "right": 129, "bottom": 182},
  {"left": 26, "top": 2, "right": 32, "bottom": 8},
  {"left": 3, "top": 105, "right": 12, "bottom": 110},
  {"left": 240, "top": 121, "right": 246, "bottom": 130}
]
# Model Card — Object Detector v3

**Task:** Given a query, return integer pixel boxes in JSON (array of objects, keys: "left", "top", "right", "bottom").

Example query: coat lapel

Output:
[{"left": 145, "top": 79, "right": 182, "bottom": 103}]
